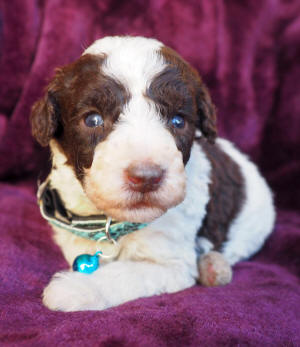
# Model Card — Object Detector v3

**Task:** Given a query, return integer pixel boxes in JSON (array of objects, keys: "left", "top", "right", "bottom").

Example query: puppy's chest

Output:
[{"left": 52, "top": 225, "right": 117, "bottom": 267}]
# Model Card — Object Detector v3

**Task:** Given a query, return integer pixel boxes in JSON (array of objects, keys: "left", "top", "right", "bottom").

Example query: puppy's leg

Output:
[
  {"left": 196, "top": 237, "right": 232, "bottom": 287},
  {"left": 43, "top": 229, "right": 197, "bottom": 311},
  {"left": 43, "top": 260, "right": 195, "bottom": 311},
  {"left": 197, "top": 251, "right": 232, "bottom": 287}
]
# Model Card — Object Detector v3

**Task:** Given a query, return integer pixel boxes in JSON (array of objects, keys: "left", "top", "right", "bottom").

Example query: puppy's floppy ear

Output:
[
  {"left": 30, "top": 91, "right": 59, "bottom": 147},
  {"left": 196, "top": 82, "right": 217, "bottom": 143}
]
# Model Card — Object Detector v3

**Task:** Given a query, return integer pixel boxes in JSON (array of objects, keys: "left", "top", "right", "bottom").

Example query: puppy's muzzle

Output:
[{"left": 125, "top": 162, "right": 165, "bottom": 193}]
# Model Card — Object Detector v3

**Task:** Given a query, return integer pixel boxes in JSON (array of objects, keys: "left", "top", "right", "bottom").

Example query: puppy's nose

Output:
[{"left": 125, "top": 162, "right": 164, "bottom": 193}]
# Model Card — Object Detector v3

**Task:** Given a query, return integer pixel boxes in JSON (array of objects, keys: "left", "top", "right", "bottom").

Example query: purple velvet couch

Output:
[{"left": 0, "top": 0, "right": 299, "bottom": 345}]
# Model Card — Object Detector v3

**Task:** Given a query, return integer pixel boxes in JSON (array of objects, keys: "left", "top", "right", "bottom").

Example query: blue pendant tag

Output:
[{"left": 72, "top": 251, "right": 102, "bottom": 274}]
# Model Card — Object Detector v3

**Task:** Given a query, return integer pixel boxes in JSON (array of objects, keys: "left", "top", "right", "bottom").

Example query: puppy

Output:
[{"left": 30, "top": 36, "right": 275, "bottom": 311}]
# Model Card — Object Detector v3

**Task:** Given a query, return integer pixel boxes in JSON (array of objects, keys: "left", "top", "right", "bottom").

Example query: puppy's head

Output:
[{"left": 31, "top": 36, "right": 217, "bottom": 222}]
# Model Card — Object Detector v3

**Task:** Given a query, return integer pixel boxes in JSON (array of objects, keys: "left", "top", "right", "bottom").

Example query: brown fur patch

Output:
[
  {"left": 159, "top": 47, "right": 217, "bottom": 142},
  {"left": 31, "top": 54, "right": 130, "bottom": 179},
  {"left": 146, "top": 64, "right": 196, "bottom": 164},
  {"left": 197, "top": 138, "right": 245, "bottom": 250},
  {"left": 146, "top": 46, "right": 217, "bottom": 163}
]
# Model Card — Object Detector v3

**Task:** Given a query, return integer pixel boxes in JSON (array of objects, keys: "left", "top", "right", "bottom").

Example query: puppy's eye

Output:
[
  {"left": 84, "top": 113, "right": 104, "bottom": 128},
  {"left": 171, "top": 114, "right": 185, "bottom": 129}
]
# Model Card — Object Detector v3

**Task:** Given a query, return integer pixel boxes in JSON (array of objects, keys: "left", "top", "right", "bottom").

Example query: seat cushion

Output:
[{"left": 0, "top": 183, "right": 299, "bottom": 346}]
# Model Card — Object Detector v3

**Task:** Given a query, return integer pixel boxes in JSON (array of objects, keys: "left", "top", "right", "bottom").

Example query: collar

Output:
[{"left": 37, "top": 182, "right": 147, "bottom": 241}]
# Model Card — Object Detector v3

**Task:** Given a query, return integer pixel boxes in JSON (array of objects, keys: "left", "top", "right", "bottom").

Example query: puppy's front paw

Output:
[
  {"left": 198, "top": 251, "right": 232, "bottom": 287},
  {"left": 43, "top": 271, "right": 105, "bottom": 312}
]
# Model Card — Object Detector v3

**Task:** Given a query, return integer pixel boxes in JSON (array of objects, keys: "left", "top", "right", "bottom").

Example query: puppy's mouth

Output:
[
  {"left": 84, "top": 185, "right": 184, "bottom": 224},
  {"left": 96, "top": 192, "right": 169, "bottom": 223},
  {"left": 129, "top": 200, "right": 153, "bottom": 209}
]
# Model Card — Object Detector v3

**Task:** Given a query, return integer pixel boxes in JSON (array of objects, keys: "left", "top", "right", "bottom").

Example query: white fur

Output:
[
  {"left": 49, "top": 141, "right": 100, "bottom": 216},
  {"left": 83, "top": 36, "right": 163, "bottom": 91},
  {"left": 196, "top": 237, "right": 214, "bottom": 255}
]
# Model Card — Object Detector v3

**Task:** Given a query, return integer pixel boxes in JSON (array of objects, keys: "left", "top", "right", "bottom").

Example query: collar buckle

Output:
[{"left": 105, "top": 216, "right": 112, "bottom": 240}]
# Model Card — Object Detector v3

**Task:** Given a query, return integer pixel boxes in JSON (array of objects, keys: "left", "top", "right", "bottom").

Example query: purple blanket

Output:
[{"left": 0, "top": 0, "right": 300, "bottom": 345}]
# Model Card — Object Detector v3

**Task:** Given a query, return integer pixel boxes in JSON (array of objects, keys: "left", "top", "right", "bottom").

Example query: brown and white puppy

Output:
[{"left": 31, "top": 36, "right": 275, "bottom": 311}]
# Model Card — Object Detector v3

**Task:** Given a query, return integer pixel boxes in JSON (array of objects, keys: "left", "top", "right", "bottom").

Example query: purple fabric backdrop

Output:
[{"left": 0, "top": 0, "right": 300, "bottom": 345}]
